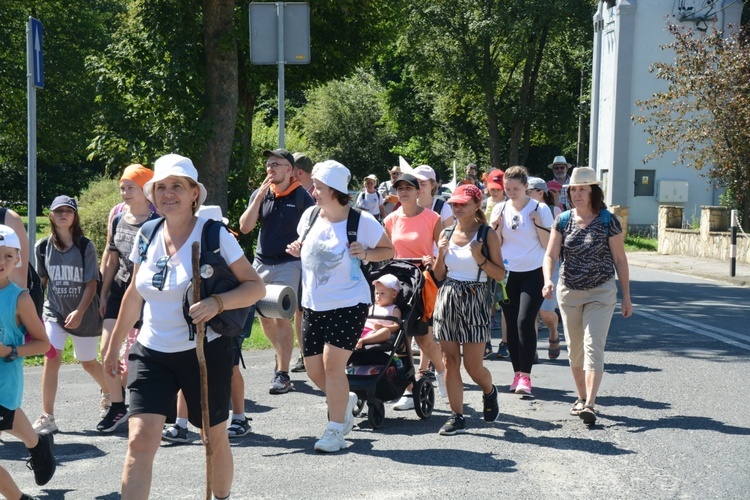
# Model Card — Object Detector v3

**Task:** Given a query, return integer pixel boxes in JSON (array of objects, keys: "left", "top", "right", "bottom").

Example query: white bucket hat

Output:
[
  {"left": 143, "top": 154, "right": 207, "bottom": 207},
  {"left": 564, "top": 167, "right": 602, "bottom": 188},
  {"left": 311, "top": 160, "right": 351, "bottom": 194}
]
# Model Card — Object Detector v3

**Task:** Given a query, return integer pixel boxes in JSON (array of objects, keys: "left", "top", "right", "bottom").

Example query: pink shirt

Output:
[{"left": 384, "top": 208, "right": 439, "bottom": 259}]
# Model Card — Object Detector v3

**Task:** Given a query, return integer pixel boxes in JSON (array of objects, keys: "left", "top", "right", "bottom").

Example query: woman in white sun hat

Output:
[
  {"left": 102, "top": 153, "right": 265, "bottom": 499},
  {"left": 287, "top": 160, "right": 393, "bottom": 453},
  {"left": 542, "top": 166, "right": 632, "bottom": 426}
]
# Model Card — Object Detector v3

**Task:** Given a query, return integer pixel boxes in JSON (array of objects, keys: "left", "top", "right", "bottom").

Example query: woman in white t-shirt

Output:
[
  {"left": 102, "top": 154, "right": 264, "bottom": 499},
  {"left": 287, "top": 160, "right": 393, "bottom": 453},
  {"left": 490, "top": 166, "right": 553, "bottom": 396}
]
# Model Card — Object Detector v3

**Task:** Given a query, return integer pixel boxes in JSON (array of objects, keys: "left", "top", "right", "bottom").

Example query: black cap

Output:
[
  {"left": 263, "top": 148, "right": 295, "bottom": 167},
  {"left": 392, "top": 173, "right": 420, "bottom": 190},
  {"left": 293, "top": 152, "right": 314, "bottom": 173}
]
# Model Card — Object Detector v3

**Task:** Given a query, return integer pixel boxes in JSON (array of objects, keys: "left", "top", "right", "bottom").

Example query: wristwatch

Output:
[{"left": 4, "top": 345, "right": 18, "bottom": 362}]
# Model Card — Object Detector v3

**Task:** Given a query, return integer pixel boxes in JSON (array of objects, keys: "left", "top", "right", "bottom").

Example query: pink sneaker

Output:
[
  {"left": 509, "top": 373, "right": 521, "bottom": 392},
  {"left": 515, "top": 375, "right": 532, "bottom": 395}
]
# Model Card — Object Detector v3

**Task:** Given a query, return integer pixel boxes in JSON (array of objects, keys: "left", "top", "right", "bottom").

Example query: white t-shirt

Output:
[
  {"left": 432, "top": 198, "right": 454, "bottom": 224},
  {"left": 129, "top": 217, "right": 245, "bottom": 353},
  {"left": 492, "top": 200, "right": 553, "bottom": 272},
  {"left": 297, "top": 207, "right": 384, "bottom": 311},
  {"left": 355, "top": 190, "right": 383, "bottom": 217}
]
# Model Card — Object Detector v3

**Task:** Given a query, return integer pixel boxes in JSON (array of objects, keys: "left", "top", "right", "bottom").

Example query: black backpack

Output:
[
  {"left": 1, "top": 207, "right": 46, "bottom": 318},
  {"left": 137, "top": 217, "right": 250, "bottom": 338}
]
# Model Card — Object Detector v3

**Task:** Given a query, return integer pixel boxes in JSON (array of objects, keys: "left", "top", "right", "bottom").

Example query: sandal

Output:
[
  {"left": 570, "top": 398, "right": 585, "bottom": 416},
  {"left": 548, "top": 339, "right": 561, "bottom": 360},
  {"left": 579, "top": 405, "right": 598, "bottom": 425}
]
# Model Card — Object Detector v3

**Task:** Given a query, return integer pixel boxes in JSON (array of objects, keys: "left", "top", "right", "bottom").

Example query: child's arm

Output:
[
  {"left": 4, "top": 291, "right": 50, "bottom": 358},
  {"left": 357, "top": 307, "right": 401, "bottom": 348}
]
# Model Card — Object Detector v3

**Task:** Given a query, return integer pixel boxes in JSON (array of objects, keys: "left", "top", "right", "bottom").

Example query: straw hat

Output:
[{"left": 563, "top": 167, "right": 602, "bottom": 187}]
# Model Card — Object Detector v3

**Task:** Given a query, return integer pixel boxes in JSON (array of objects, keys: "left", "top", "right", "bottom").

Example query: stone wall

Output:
[{"left": 657, "top": 206, "right": 750, "bottom": 263}]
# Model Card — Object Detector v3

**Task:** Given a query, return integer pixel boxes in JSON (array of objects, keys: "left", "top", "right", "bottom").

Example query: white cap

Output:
[
  {"left": 0, "top": 224, "right": 22, "bottom": 267},
  {"left": 311, "top": 160, "right": 351, "bottom": 194},
  {"left": 374, "top": 273, "right": 400, "bottom": 292},
  {"left": 412, "top": 165, "right": 436, "bottom": 182}
]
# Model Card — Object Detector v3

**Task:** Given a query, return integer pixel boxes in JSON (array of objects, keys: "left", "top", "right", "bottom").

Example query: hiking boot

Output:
[
  {"left": 515, "top": 375, "right": 532, "bottom": 395},
  {"left": 97, "top": 403, "right": 130, "bottom": 433},
  {"left": 314, "top": 424, "right": 346, "bottom": 453},
  {"left": 269, "top": 371, "right": 292, "bottom": 394},
  {"left": 343, "top": 392, "right": 358, "bottom": 436},
  {"left": 161, "top": 423, "right": 190, "bottom": 443},
  {"left": 32, "top": 414, "right": 58, "bottom": 434},
  {"left": 227, "top": 417, "right": 252, "bottom": 438},
  {"left": 291, "top": 353, "right": 306, "bottom": 373},
  {"left": 392, "top": 394, "right": 415, "bottom": 411},
  {"left": 496, "top": 342, "right": 509, "bottom": 359},
  {"left": 483, "top": 386, "right": 500, "bottom": 422},
  {"left": 26, "top": 432, "right": 56, "bottom": 486},
  {"left": 439, "top": 413, "right": 466, "bottom": 436},
  {"left": 99, "top": 391, "right": 111, "bottom": 419}
]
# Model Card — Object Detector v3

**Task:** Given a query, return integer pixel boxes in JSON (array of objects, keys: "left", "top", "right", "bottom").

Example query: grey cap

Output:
[
  {"left": 293, "top": 152, "right": 314, "bottom": 173},
  {"left": 527, "top": 177, "right": 548, "bottom": 193}
]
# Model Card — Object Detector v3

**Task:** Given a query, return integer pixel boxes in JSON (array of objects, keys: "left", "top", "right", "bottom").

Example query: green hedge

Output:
[{"left": 77, "top": 177, "right": 122, "bottom": 263}]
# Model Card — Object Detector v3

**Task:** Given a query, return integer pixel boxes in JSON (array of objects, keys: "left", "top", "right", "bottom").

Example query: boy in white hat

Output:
[{"left": 0, "top": 224, "right": 57, "bottom": 499}]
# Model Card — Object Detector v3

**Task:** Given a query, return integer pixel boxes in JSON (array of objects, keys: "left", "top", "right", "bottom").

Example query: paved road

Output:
[{"left": 3, "top": 252, "right": 749, "bottom": 499}]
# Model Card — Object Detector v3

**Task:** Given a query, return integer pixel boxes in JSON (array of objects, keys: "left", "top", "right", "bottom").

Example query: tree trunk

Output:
[
  {"left": 199, "top": 0, "right": 238, "bottom": 212},
  {"left": 482, "top": 37, "right": 501, "bottom": 171}
]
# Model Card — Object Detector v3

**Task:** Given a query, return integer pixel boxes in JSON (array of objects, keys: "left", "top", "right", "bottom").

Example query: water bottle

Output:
[{"left": 350, "top": 256, "right": 362, "bottom": 281}]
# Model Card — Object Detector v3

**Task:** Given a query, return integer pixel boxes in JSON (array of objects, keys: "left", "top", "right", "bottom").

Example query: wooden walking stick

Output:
[{"left": 192, "top": 242, "right": 213, "bottom": 500}]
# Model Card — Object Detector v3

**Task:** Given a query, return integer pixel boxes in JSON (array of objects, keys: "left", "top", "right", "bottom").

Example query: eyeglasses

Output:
[
  {"left": 152, "top": 255, "right": 171, "bottom": 291},
  {"left": 266, "top": 162, "right": 290, "bottom": 170},
  {"left": 511, "top": 214, "right": 521, "bottom": 231}
]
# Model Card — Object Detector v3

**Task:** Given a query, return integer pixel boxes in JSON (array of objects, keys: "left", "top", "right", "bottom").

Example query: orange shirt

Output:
[{"left": 384, "top": 208, "right": 440, "bottom": 259}]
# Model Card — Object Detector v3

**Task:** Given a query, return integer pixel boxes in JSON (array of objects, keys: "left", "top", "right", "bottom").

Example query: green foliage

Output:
[
  {"left": 634, "top": 23, "right": 750, "bottom": 229},
  {"left": 624, "top": 235, "right": 658, "bottom": 252},
  {"left": 77, "top": 177, "right": 122, "bottom": 260},
  {"left": 294, "top": 70, "right": 396, "bottom": 180}
]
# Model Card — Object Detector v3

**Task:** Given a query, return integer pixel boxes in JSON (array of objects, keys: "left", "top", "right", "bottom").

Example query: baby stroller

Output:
[{"left": 347, "top": 260, "right": 435, "bottom": 429}]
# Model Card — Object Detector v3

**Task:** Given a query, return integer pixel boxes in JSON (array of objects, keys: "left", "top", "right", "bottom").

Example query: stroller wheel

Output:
[
  {"left": 353, "top": 397, "right": 365, "bottom": 417},
  {"left": 367, "top": 399, "right": 385, "bottom": 429},
  {"left": 413, "top": 377, "right": 435, "bottom": 419}
]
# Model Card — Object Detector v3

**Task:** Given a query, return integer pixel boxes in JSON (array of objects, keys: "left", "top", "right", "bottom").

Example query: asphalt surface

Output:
[{"left": 2, "top": 251, "right": 749, "bottom": 499}]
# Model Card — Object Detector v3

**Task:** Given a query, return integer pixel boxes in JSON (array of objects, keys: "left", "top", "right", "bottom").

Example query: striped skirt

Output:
[{"left": 433, "top": 278, "right": 491, "bottom": 344}]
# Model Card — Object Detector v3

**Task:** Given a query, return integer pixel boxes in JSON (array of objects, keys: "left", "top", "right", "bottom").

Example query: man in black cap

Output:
[{"left": 240, "top": 148, "right": 314, "bottom": 394}]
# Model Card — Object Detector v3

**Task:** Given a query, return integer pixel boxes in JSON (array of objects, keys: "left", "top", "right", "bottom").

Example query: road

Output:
[{"left": 2, "top": 258, "right": 749, "bottom": 499}]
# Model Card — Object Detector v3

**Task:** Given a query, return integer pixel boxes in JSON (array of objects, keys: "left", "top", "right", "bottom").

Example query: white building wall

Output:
[{"left": 590, "top": 0, "right": 743, "bottom": 227}]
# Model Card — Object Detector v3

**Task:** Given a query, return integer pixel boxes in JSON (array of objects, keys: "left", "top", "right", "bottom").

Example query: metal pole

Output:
[
  {"left": 277, "top": 2, "right": 285, "bottom": 148},
  {"left": 26, "top": 18, "right": 37, "bottom": 267},
  {"left": 730, "top": 209, "right": 738, "bottom": 277}
]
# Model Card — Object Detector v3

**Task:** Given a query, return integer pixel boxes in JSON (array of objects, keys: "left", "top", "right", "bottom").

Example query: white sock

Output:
[
  {"left": 232, "top": 413, "right": 245, "bottom": 422},
  {"left": 175, "top": 417, "right": 189, "bottom": 428},
  {"left": 328, "top": 421, "right": 345, "bottom": 432}
]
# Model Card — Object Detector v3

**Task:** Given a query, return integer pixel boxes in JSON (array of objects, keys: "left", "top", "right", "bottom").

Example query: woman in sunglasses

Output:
[
  {"left": 102, "top": 154, "right": 264, "bottom": 500},
  {"left": 489, "top": 166, "right": 553, "bottom": 396},
  {"left": 32, "top": 196, "right": 109, "bottom": 435}
]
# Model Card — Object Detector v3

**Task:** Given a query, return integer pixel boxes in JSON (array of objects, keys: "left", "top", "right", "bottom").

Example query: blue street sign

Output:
[{"left": 30, "top": 17, "right": 44, "bottom": 89}]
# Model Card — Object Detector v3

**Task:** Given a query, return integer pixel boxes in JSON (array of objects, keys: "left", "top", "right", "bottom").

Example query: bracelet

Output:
[
  {"left": 211, "top": 294, "right": 224, "bottom": 314},
  {"left": 478, "top": 258, "right": 488, "bottom": 269}
]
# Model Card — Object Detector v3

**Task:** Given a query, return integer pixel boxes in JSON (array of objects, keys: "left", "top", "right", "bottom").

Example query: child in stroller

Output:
[
  {"left": 347, "top": 260, "right": 435, "bottom": 429},
  {"left": 355, "top": 274, "right": 401, "bottom": 351}
]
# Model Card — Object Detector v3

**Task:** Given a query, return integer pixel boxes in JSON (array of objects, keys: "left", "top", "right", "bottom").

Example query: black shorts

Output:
[
  {"left": 105, "top": 280, "right": 142, "bottom": 328},
  {"left": 127, "top": 336, "right": 233, "bottom": 429},
  {"left": 0, "top": 404, "right": 16, "bottom": 431},
  {"left": 302, "top": 303, "right": 369, "bottom": 356}
]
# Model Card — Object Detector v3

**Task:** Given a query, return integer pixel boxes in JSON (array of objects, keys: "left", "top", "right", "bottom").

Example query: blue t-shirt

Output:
[
  {"left": 250, "top": 186, "right": 315, "bottom": 265},
  {"left": 0, "top": 283, "right": 27, "bottom": 410}
]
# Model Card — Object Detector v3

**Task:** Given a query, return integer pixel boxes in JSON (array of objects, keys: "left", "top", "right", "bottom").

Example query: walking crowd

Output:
[{"left": 0, "top": 152, "right": 632, "bottom": 499}]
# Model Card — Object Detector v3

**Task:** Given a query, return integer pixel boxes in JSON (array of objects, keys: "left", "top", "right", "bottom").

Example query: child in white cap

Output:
[
  {"left": 356, "top": 274, "right": 402, "bottom": 350},
  {"left": 0, "top": 224, "right": 57, "bottom": 498}
]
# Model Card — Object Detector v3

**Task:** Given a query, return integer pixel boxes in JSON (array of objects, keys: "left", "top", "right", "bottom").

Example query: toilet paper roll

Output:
[{"left": 255, "top": 284, "right": 296, "bottom": 319}]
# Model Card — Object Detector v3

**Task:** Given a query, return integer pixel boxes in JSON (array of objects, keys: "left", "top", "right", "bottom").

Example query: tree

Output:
[{"left": 633, "top": 23, "right": 750, "bottom": 229}]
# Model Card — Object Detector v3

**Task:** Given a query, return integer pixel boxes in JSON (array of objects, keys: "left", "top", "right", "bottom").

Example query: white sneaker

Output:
[
  {"left": 436, "top": 371, "right": 447, "bottom": 398},
  {"left": 411, "top": 339, "right": 420, "bottom": 354},
  {"left": 393, "top": 394, "right": 415, "bottom": 411},
  {"left": 343, "top": 392, "right": 358, "bottom": 436},
  {"left": 33, "top": 414, "right": 59, "bottom": 434},
  {"left": 314, "top": 425, "right": 346, "bottom": 453}
]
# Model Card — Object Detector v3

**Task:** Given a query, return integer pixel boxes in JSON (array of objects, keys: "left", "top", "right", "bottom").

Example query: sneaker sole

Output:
[
  {"left": 515, "top": 388, "right": 532, "bottom": 395},
  {"left": 438, "top": 428, "right": 466, "bottom": 436},
  {"left": 98, "top": 412, "right": 130, "bottom": 433},
  {"left": 314, "top": 441, "right": 346, "bottom": 452},
  {"left": 228, "top": 429, "right": 252, "bottom": 438}
]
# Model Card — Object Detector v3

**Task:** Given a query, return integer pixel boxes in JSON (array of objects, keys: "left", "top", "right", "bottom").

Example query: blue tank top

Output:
[{"left": 0, "top": 283, "right": 26, "bottom": 410}]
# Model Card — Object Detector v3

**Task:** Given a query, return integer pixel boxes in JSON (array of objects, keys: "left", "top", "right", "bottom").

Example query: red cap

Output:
[
  {"left": 486, "top": 169, "right": 504, "bottom": 190},
  {"left": 447, "top": 184, "right": 483, "bottom": 204},
  {"left": 547, "top": 180, "right": 563, "bottom": 192}
]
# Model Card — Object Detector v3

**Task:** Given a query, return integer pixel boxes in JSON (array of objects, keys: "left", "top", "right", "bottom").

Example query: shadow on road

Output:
[{"left": 605, "top": 414, "right": 750, "bottom": 435}]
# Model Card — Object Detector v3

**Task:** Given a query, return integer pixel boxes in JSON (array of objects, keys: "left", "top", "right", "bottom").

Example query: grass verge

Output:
[{"left": 624, "top": 235, "right": 657, "bottom": 252}]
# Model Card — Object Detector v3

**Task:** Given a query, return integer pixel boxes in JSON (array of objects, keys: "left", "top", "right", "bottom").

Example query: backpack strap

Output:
[
  {"left": 37, "top": 236, "right": 50, "bottom": 276},
  {"left": 0, "top": 207, "right": 6, "bottom": 224},
  {"left": 346, "top": 207, "right": 363, "bottom": 245},
  {"left": 600, "top": 208, "right": 612, "bottom": 237},
  {"left": 294, "top": 186, "right": 306, "bottom": 214},
  {"left": 110, "top": 211, "right": 124, "bottom": 245},
  {"left": 299, "top": 207, "right": 321, "bottom": 243},
  {"left": 476, "top": 224, "right": 491, "bottom": 281},
  {"left": 433, "top": 198, "right": 445, "bottom": 216},
  {"left": 137, "top": 217, "right": 166, "bottom": 264},
  {"left": 201, "top": 219, "right": 224, "bottom": 254}
]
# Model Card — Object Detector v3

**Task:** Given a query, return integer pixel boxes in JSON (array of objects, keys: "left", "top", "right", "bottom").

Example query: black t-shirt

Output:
[{"left": 250, "top": 186, "right": 315, "bottom": 264}]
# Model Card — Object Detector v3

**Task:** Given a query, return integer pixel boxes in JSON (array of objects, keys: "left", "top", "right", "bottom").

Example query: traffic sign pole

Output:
[
  {"left": 277, "top": 2, "right": 285, "bottom": 148},
  {"left": 26, "top": 17, "right": 41, "bottom": 266}
]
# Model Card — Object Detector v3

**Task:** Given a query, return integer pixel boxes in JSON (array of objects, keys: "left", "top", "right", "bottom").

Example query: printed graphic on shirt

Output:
[
  {"left": 305, "top": 226, "right": 346, "bottom": 288},
  {"left": 47, "top": 265, "right": 84, "bottom": 298}
]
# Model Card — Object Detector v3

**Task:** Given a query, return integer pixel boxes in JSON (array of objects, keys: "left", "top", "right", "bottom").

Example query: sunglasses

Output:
[
  {"left": 553, "top": 166, "right": 568, "bottom": 171},
  {"left": 511, "top": 214, "right": 521, "bottom": 231},
  {"left": 152, "top": 255, "right": 171, "bottom": 291}
]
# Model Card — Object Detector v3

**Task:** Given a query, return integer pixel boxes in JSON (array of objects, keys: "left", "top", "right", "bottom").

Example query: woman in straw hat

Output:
[
  {"left": 102, "top": 154, "right": 265, "bottom": 499},
  {"left": 542, "top": 167, "right": 633, "bottom": 425}
]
